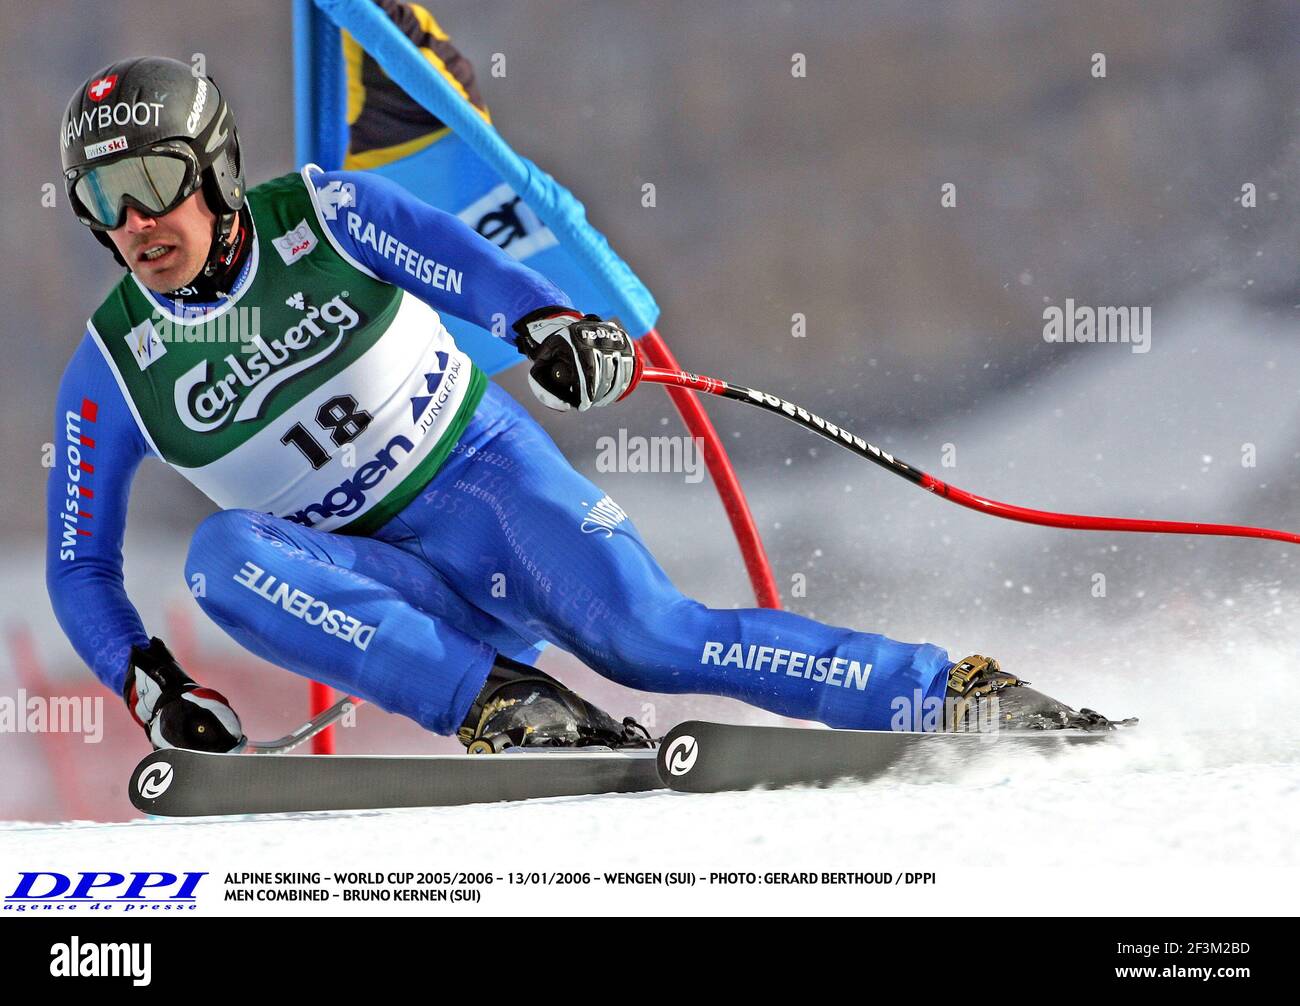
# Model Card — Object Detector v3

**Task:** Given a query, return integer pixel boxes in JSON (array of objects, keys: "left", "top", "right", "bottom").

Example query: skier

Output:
[{"left": 49, "top": 57, "right": 1121, "bottom": 755}]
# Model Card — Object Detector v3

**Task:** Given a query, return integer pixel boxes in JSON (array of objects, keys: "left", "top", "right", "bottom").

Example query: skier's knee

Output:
[
  {"left": 184, "top": 510, "right": 266, "bottom": 605},
  {"left": 188, "top": 509, "right": 262, "bottom": 563},
  {"left": 594, "top": 595, "right": 707, "bottom": 687}
]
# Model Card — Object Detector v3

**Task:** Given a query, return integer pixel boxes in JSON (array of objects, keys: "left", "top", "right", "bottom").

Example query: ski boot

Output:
[
  {"left": 943, "top": 654, "right": 1132, "bottom": 732},
  {"left": 458, "top": 655, "right": 655, "bottom": 753}
]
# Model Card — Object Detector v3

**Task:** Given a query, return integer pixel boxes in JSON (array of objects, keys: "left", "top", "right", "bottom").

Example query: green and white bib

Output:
[{"left": 86, "top": 169, "right": 487, "bottom": 535}]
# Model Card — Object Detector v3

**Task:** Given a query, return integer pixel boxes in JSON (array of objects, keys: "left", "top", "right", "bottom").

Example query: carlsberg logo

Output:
[{"left": 174, "top": 293, "right": 361, "bottom": 432}]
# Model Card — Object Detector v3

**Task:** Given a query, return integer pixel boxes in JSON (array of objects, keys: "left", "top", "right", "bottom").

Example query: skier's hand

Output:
[
  {"left": 513, "top": 307, "right": 641, "bottom": 412},
  {"left": 123, "top": 637, "right": 245, "bottom": 752}
]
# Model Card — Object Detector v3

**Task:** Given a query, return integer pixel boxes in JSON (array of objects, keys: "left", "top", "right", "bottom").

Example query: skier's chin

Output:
[{"left": 133, "top": 255, "right": 201, "bottom": 294}]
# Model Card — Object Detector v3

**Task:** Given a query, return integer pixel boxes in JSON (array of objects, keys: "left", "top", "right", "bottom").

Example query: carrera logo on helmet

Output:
[
  {"left": 87, "top": 75, "right": 117, "bottom": 101},
  {"left": 173, "top": 293, "right": 362, "bottom": 432},
  {"left": 84, "top": 135, "right": 129, "bottom": 160},
  {"left": 62, "top": 101, "right": 164, "bottom": 150},
  {"left": 186, "top": 77, "right": 208, "bottom": 134}
]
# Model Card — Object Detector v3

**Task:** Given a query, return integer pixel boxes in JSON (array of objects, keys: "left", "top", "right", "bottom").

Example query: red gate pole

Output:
[{"left": 310, "top": 681, "right": 336, "bottom": 754}]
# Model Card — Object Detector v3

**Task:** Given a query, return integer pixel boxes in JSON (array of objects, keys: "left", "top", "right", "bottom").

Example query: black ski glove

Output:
[
  {"left": 123, "top": 637, "right": 245, "bottom": 752},
  {"left": 513, "top": 307, "right": 641, "bottom": 411}
]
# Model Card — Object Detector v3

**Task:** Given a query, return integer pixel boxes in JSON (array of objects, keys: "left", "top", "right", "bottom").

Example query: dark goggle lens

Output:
[{"left": 72, "top": 154, "right": 192, "bottom": 228}]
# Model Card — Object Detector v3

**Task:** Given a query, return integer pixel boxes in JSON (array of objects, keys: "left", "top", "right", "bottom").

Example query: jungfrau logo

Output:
[
  {"left": 174, "top": 292, "right": 362, "bottom": 432},
  {"left": 664, "top": 735, "right": 699, "bottom": 776},
  {"left": 409, "top": 350, "right": 452, "bottom": 424}
]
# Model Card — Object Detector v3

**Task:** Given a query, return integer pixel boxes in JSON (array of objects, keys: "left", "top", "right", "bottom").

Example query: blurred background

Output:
[{"left": 1, "top": 1, "right": 1297, "bottom": 820}]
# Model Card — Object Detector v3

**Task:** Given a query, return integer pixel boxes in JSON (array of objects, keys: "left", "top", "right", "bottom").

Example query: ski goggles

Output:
[{"left": 66, "top": 143, "right": 202, "bottom": 231}]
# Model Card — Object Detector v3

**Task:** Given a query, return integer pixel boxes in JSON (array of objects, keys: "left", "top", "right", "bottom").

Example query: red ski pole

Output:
[{"left": 631, "top": 364, "right": 1300, "bottom": 547}]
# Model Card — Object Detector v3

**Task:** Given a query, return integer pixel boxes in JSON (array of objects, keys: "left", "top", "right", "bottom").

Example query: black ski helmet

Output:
[{"left": 59, "top": 56, "right": 244, "bottom": 267}]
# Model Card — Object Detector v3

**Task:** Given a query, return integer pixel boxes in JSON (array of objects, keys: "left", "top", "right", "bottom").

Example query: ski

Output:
[
  {"left": 130, "top": 746, "right": 662, "bottom": 817},
  {"left": 656, "top": 720, "right": 1119, "bottom": 793}
]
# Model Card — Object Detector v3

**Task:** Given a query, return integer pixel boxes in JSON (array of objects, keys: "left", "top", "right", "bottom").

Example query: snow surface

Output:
[
  {"left": 3, "top": 296, "right": 1299, "bottom": 914},
  {"left": 2, "top": 710, "right": 1295, "bottom": 914}
]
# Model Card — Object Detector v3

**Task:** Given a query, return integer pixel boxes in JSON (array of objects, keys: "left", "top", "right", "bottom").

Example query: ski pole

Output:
[
  {"left": 245, "top": 695, "right": 364, "bottom": 754},
  {"left": 633, "top": 365, "right": 1300, "bottom": 546}
]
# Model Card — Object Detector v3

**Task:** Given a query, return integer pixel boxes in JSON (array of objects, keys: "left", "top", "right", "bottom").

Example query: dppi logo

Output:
[
  {"left": 5, "top": 871, "right": 206, "bottom": 912},
  {"left": 664, "top": 735, "right": 699, "bottom": 776}
]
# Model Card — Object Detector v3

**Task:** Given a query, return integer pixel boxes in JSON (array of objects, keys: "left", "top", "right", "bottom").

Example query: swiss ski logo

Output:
[
  {"left": 87, "top": 75, "right": 117, "bottom": 101},
  {"left": 85, "top": 135, "right": 128, "bottom": 160},
  {"left": 664, "top": 735, "right": 699, "bottom": 776},
  {"left": 272, "top": 219, "right": 317, "bottom": 265},
  {"left": 125, "top": 319, "right": 166, "bottom": 370}
]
